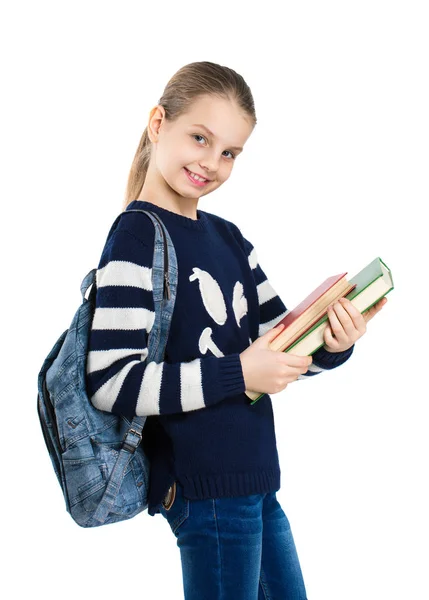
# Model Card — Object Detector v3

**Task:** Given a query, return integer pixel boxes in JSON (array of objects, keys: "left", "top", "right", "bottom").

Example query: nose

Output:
[{"left": 199, "top": 155, "right": 220, "bottom": 178}]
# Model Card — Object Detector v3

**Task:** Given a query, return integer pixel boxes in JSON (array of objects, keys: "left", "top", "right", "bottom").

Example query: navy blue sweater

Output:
[{"left": 86, "top": 199, "right": 354, "bottom": 515}]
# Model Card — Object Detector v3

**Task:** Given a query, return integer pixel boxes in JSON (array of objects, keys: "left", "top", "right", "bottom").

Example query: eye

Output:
[
  {"left": 192, "top": 135, "right": 236, "bottom": 160},
  {"left": 193, "top": 134, "right": 206, "bottom": 145}
]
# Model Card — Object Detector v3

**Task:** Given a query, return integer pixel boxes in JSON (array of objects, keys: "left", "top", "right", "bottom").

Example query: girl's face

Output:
[{"left": 148, "top": 94, "right": 254, "bottom": 201}]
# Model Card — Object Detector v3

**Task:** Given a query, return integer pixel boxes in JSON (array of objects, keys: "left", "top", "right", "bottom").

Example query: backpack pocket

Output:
[
  {"left": 90, "top": 437, "right": 147, "bottom": 515},
  {"left": 61, "top": 429, "right": 147, "bottom": 527}
]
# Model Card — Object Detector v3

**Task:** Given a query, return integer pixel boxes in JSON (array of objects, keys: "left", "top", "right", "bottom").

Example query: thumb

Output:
[{"left": 260, "top": 322, "right": 285, "bottom": 344}]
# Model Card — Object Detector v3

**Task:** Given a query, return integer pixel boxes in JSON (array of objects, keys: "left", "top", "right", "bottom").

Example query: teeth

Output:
[{"left": 187, "top": 169, "right": 207, "bottom": 182}]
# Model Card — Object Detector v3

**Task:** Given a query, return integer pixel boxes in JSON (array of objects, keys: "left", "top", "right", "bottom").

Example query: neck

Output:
[{"left": 137, "top": 168, "right": 200, "bottom": 220}]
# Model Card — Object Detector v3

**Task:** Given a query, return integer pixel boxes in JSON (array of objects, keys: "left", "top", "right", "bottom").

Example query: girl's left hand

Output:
[{"left": 323, "top": 296, "right": 388, "bottom": 353}]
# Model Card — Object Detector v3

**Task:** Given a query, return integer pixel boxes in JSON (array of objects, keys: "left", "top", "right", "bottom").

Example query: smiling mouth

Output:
[
  {"left": 184, "top": 167, "right": 212, "bottom": 187},
  {"left": 184, "top": 167, "right": 212, "bottom": 182}
]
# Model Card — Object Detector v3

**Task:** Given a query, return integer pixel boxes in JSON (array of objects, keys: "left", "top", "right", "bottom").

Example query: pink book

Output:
[{"left": 269, "top": 273, "right": 357, "bottom": 352}]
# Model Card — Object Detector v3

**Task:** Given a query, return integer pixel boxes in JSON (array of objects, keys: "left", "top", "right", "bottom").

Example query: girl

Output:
[{"left": 86, "top": 61, "right": 387, "bottom": 600}]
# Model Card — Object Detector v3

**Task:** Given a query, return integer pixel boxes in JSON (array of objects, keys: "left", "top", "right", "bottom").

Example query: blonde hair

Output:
[{"left": 122, "top": 61, "right": 257, "bottom": 210}]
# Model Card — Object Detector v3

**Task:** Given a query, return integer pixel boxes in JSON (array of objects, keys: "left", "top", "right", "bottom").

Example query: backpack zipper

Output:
[{"left": 42, "top": 377, "right": 64, "bottom": 452}]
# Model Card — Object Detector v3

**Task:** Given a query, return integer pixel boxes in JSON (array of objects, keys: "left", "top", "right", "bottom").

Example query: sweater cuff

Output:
[
  {"left": 218, "top": 353, "right": 246, "bottom": 398},
  {"left": 312, "top": 344, "right": 355, "bottom": 370}
]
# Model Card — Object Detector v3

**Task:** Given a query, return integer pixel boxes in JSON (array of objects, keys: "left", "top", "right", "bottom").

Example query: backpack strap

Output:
[
  {"left": 92, "top": 208, "right": 178, "bottom": 524},
  {"left": 80, "top": 212, "right": 126, "bottom": 302},
  {"left": 80, "top": 269, "right": 97, "bottom": 302}
]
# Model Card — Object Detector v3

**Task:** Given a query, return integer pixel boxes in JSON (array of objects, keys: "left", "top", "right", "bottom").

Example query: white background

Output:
[{"left": 2, "top": 1, "right": 428, "bottom": 598}]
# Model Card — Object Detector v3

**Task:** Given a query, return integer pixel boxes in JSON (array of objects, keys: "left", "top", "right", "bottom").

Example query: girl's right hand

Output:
[{"left": 239, "top": 323, "right": 312, "bottom": 394}]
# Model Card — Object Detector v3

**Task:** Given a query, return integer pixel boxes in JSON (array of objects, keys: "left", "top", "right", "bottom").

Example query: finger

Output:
[
  {"left": 376, "top": 297, "right": 388, "bottom": 310},
  {"left": 363, "top": 298, "right": 387, "bottom": 322},
  {"left": 284, "top": 353, "right": 312, "bottom": 367},
  {"left": 285, "top": 365, "right": 311, "bottom": 381},
  {"left": 327, "top": 304, "right": 348, "bottom": 342},
  {"left": 333, "top": 301, "right": 358, "bottom": 337},
  {"left": 324, "top": 322, "right": 340, "bottom": 349},
  {"left": 338, "top": 298, "right": 367, "bottom": 330},
  {"left": 338, "top": 298, "right": 366, "bottom": 334},
  {"left": 363, "top": 307, "right": 377, "bottom": 322}
]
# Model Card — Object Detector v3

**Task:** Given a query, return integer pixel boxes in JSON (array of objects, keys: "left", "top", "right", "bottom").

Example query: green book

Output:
[{"left": 249, "top": 257, "right": 394, "bottom": 405}]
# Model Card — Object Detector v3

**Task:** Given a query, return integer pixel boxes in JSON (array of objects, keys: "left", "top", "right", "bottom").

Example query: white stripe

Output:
[
  {"left": 248, "top": 247, "right": 258, "bottom": 269},
  {"left": 257, "top": 279, "right": 279, "bottom": 306},
  {"left": 259, "top": 309, "right": 290, "bottom": 337},
  {"left": 96, "top": 261, "right": 152, "bottom": 290},
  {"left": 91, "top": 307, "right": 155, "bottom": 330},
  {"left": 91, "top": 360, "right": 140, "bottom": 412},
  {"left": 136, "top": 361, "right": 163, "bottom": 416},
  {"left": 180, "top": 359, "right": 204, "bottom": 411},
  {"left": 87, "top": 347, "right": 149, "bottom": 374}
]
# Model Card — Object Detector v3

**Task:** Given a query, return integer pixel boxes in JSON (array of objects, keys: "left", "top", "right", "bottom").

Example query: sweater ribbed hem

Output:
[
  {"left": 177, "top": 468, "right": 281, "bottom": 500},
  {"left": 218, "top": 353, "right": 246, "bottom": 398},
  {"left": 147, "top": 469, "right": 281, "bottom": 516}
]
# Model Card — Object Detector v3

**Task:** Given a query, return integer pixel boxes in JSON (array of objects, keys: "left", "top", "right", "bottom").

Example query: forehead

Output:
[{"left": 180, "top": 95, "right": 253, "bottom": 149}]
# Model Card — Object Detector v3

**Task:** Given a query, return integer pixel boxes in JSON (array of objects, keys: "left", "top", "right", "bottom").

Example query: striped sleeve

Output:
[
  {"left": 242, "top": 236, "right": 354, "bottom": 380},
  {"left": 85, "top": 229, "right": 245, "bottom": 419}
]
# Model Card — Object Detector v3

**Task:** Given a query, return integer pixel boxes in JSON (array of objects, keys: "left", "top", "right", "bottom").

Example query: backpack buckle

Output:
[{"left": 122, "top": 428, "right": 143, "bottom": 454}]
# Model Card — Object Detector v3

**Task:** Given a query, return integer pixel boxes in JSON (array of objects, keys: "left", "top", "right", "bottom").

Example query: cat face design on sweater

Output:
[{"left": 189, "top": 267, "right": 251, "bottom": 357}]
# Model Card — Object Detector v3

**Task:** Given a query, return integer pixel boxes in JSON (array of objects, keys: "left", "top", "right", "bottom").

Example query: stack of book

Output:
[{"left": 246, "top": 257, "right": 394, "bottom": 404}]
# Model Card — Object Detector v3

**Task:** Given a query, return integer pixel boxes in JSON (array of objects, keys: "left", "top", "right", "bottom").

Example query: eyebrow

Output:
[{"left": 191, "top": 123, "right": 243, "bottom": 152}]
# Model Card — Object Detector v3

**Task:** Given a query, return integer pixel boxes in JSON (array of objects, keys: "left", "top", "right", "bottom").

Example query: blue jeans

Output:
[{"left": 159, "top": 480, "right": 308, "bottom": 599}]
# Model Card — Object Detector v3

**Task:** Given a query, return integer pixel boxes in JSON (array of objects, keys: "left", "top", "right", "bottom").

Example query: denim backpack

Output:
[{"left": 37, "top": 209, "right": 178, "bottom": 527}]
